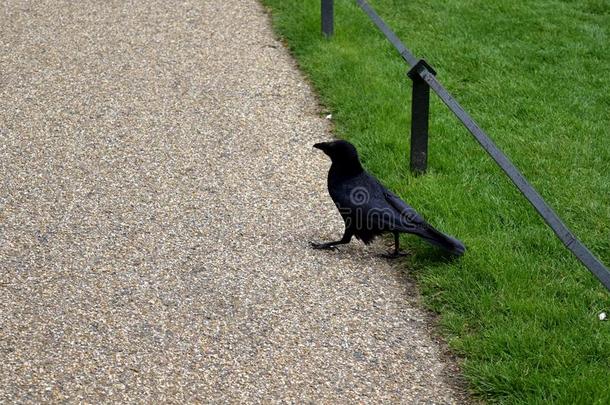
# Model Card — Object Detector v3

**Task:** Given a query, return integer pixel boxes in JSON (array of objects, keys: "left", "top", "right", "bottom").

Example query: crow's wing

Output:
[
  {"left": 383, "top": 184, "right": 466, "bottom": 255},
  {"left": 382, "top": 188, "right": 426, "bottom": 225},
  {"left": 329, "top": 173, "right": 397, "bottom": 227},
  {"left": 329, "top": 173, "right": 422, "bottom": 232}
]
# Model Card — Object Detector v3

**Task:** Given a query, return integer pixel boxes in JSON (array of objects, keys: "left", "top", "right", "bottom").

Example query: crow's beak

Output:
[{"left": 313, "top": 142, "right": 327, "bottom": 151}]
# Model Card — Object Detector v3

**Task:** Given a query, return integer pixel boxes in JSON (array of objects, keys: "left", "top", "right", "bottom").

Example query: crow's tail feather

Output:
[{"left": 415, "top": 225, "right": 466, "bottom": 256}]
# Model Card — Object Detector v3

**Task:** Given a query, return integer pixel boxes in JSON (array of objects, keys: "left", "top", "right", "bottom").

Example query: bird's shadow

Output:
[{"left": 308, "top": 235, "right": 462, "bottom": 266}]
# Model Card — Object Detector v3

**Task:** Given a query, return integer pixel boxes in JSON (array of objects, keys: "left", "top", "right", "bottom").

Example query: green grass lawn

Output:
[{"left": 261, "top": 0, "right": 610, "bottom": 402}]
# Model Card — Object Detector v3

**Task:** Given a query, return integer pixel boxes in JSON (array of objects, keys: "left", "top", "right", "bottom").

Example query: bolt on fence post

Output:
[
  {"left": 407, "top": 60, "right": 436, "bottom": 174},
  {"left": 321, "top": 0, "right": 334, "bottom": 38}
]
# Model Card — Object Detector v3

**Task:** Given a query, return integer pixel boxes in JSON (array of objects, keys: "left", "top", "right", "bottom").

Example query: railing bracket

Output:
[{"left": 408, "top": 59, "right": 437, "bottom": 80}]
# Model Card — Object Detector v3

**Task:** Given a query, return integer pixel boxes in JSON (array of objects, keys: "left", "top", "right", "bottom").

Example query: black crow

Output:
[{"left": 311, "top": 140, "right": 465, "bottom": 257}]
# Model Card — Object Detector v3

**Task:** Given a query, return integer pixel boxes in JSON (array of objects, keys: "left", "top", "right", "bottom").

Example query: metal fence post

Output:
[
  {"left": 407, "top": 60, "right": 436, "bottom": 174},
  {"left": 321, "top": 0, "right": 334, "bottom": 38}
]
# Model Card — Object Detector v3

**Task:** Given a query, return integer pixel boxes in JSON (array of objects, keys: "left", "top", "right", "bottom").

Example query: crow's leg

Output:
[
  {"left": 382, "top": 232, "right": 409, "bottom": 258},
  {"left": 394, "top": 232, "right": 401, "bottom": 255},
  {"left": 311, "top": 228, "right": 353, "bottom": 250}
]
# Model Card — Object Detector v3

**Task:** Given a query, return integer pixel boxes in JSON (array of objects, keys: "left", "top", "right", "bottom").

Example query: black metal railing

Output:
[{"left": 321, "top": 0, "right": 610, "bottom": 292}]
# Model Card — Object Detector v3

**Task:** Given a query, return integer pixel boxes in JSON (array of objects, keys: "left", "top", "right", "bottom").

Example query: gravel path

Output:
[{"left": 0, "top": 0, "right": 465, "bottom": 402}]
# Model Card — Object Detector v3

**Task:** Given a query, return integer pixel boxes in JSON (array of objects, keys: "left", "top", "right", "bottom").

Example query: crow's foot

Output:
[
  {"left": 310, "top": 242, "right": 338, "bottom": 250},
  {"left": 381, "top": 250, "right": 410, "bottom": 259}
]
